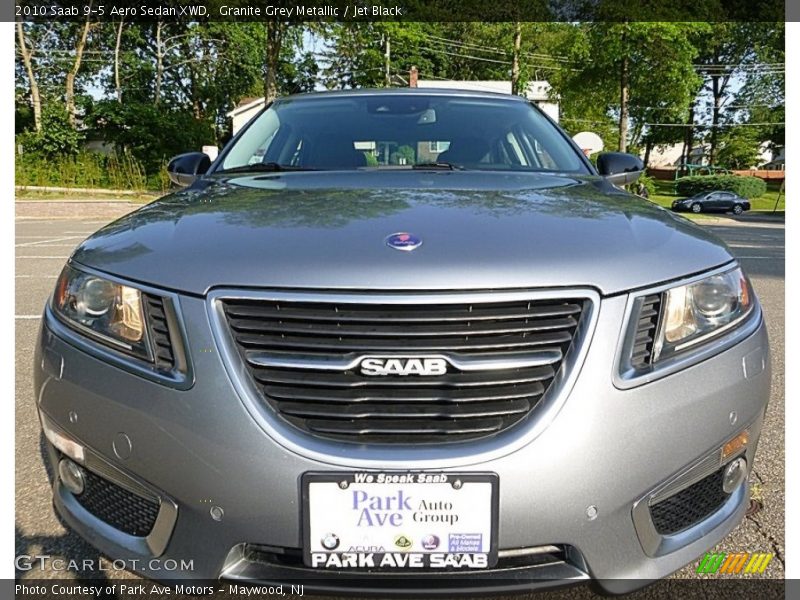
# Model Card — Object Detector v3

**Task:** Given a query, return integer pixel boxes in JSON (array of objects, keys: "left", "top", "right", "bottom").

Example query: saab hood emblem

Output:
[{"left": 386, "top": 232, "right": 422, "bottom": 252}]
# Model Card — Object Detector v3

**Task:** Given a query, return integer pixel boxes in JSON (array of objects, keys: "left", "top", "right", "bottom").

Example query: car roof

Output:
[{"left": 279, "top": 87, "right": 530, "bottom": 103}]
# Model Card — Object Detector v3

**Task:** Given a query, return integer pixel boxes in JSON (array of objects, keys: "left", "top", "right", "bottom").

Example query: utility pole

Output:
[
  {"left": 384, "top": 34, "right": 391, "bottom": 87},
  {"left": 619, "top": 54, "right": 629, "bottom": 152},
  {"left": 511, "top": 22, "right": 522, "bottom": 95}
]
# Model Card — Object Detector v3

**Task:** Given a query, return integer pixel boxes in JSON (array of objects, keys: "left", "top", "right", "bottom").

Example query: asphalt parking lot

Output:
[{"left": 14, "top": 204, "right": 785, "bottom": 597}]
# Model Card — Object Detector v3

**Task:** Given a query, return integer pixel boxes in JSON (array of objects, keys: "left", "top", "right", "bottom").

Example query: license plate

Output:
[{"left": 302, "top": 472, "right": 498, "bottom": 570}]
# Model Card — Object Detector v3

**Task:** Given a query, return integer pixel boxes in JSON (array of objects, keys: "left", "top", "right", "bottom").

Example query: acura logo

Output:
[{"left": 359, "top": 357, "right": 448, "bottom": 377}]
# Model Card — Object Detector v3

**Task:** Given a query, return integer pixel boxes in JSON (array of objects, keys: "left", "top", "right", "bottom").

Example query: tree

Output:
[
  {"left": 555, "top": 23, "right": 705, "bottom": 153},
  {"left": 715, "top": 127, "right": 761, "bottom": 170},
  {"left": 264, "top": 21, "right": 285, "bottom": 102},
  {"left": 65, "top": 12, "right": 97, "bottom": 126},
  {"left": 694, "top": 23, "right": 760, "bottom": 165},
  {"left": 16, "top": 22, "right": 42, "bottom": 131}
]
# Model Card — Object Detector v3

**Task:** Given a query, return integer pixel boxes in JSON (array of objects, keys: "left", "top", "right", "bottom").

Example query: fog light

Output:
[
  {"left": 722, "top": 457, "right": 747, "bottom": 494},
  {"left": 40, "top": 413, "right": 84, "bottom": 463},
  {"left": 58, "top": 459, "right": 85, "bottom": 495}
]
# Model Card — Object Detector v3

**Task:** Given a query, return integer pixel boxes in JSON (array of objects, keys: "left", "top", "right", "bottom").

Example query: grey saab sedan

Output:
[{"left": 35, "top": 89, "right": 770, "bottom": 595}]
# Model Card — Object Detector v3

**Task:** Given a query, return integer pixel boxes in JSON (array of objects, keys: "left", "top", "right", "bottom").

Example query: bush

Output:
[
  {"left": 627, "top": 173, "right": 656, "bottom": 197},
  {"left": 87, "top": 100, "right": 215, "bottom": 173},
  {"left": 17, "top": 106, "right": 82, "bottom": 157},
  {"left": 675, "top": 175, "right": 766, "bottom": 199},
  {"left": 15, "top": 150, "right": 152, "bottom": 191}
]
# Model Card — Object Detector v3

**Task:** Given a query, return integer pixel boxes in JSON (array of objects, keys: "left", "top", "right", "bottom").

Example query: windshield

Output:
[{"left": 219, "top": 94, "right": 588, "bottom": 174}]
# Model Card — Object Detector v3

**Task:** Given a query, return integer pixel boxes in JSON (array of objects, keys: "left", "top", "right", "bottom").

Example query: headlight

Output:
[
  {"left": 653, "top": 267, "right": 754, "bottom": 361},
  {"left": 52, "top": 265, "right": 150, "bottom": 359}
]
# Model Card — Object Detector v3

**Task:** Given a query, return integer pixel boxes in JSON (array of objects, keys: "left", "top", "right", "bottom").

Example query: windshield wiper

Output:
[
  {"left": 412, "top": 162, "right": 464, "bottom": 171},
  {"left": 217, "top": 162, "right": 318, "bottom": 174}
]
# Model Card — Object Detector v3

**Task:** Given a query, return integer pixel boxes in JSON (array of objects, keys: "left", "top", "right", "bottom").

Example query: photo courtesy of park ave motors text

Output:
[{"left": 14, "top": 4, "right": 786, "bottom": 598}]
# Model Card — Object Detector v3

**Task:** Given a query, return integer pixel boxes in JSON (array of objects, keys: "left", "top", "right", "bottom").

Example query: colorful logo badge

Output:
[
  {"left": 394, "top": 535, "right": 413, "bottom": 550},
  {"left": 421, "top": 535, "right": 440, "bottom": 550},
  {"left": 386, "top": 232, "right": 423, "bottom": 252}
]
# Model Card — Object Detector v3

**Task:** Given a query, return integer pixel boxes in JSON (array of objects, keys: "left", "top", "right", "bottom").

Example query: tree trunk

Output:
[
  {"left": 643, "top": 139, "right": 653, "bottom": 168},
  {"left": 16, "top": 22, "right": 41, "bottom": 132},
  {"left": 154, "top": 21, "right": 164, "bottom": 105},
  {"left": 618, "top": 54, "right": 629, "bottom": 152},
  {"left": 66, "top": 11, "right": 93, "bottom": 127},
  {"left": 114, "top": 19, "right": 124, "bottom": 103},
  {"left": 264, "top": 22, "right": 283, "bottom": 103},
  {"left": 511, "top": 22, "right": 522, "bottom": 95}
]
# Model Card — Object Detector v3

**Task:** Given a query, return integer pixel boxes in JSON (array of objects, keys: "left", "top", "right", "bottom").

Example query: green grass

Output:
[
  {"left": 647, "top": 179, "right": 785, "bottom": 214},
  {"left": 15, "top": 189, "right": 159, "bottom": 203}
]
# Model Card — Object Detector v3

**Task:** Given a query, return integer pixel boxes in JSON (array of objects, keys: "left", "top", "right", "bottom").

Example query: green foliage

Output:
[
  {"left": 675, "top": 175, "right": 767, "bottom": 199},
  {"left": 390, "top": 145, "right": 416, "bottom": 165},
  {"left": 18, "top": 105, "right": 82, "bottom": 157},
  {"left": 628, "top": 174, "right": 656, "bottom": 196},
  {"left": 14, "top": 150, "right": 164, "bottom": 192},
  {"left": 87, "top": 101, "right": 215, "bottom": 173},
  {"left": 14, "top": 20, "right": 783, "bottom": 196},
  {"left": 715, "top": 128, "right": 762, "bottom": 170}
]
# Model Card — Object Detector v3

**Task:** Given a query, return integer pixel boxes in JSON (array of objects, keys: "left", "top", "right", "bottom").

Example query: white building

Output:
[
  {"left": 646, "top": 144, "right": 707, "bottom": 168},
  {"left": 227, "top": 97, "right": 267, "bottom": 136},
  {"left": 415, "top": 79, "right": 559, "bottom": 122}
]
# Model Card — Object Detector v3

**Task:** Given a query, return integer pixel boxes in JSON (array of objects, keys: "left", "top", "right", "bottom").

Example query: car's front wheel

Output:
[
  {"left": 732, "top": 204, "right": 744, "bottom": 215},
  {"left": 691, "top": 203, "right": 703, "bottom": 213}
]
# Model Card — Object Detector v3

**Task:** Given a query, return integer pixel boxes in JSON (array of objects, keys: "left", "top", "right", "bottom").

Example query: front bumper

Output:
[{"left": 34, "top": 292, "right": 771, "bottom": 594}]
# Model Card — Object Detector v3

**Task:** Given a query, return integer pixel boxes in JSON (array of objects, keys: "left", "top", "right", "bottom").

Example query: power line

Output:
[{"left": 644, "top": 122, "right": 784, "bottom": 128}]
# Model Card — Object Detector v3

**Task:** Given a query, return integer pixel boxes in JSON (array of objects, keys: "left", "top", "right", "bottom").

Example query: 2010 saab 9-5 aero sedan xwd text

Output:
[{"left": 35, "top": 89, "right": 770, "bottom": 595}]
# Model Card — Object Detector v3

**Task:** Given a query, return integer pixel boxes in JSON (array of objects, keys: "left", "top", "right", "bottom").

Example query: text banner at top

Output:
[{"left": 9, "top": 0, "right": 789, "bottom": 23}]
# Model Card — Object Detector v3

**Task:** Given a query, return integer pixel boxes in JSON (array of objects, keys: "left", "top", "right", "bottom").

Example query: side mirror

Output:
[
  {"left": 596, "top": 152, "right": 644, "bottom": 186},
  {"left": 167, "top": 152, "right": 211, "bottom": 188}
]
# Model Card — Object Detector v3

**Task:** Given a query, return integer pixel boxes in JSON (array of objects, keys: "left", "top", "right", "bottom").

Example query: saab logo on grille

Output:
[{"left": 359, "top": 357, "right": 448, "bottom": 377}]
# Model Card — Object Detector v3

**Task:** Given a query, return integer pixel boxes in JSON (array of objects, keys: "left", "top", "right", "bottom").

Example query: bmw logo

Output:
[
  {"left": 321, "top": 533, "right": 340, "bottom": 550},
  {"left": 386, "top": 232, "right": 422, "bottom": 252}
]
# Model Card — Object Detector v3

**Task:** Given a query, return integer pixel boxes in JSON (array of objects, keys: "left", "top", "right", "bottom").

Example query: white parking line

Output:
[
  {"left": 15, "top": 256, "right": 70, "bottom": 259},
  {"left": 15, "top": 315, "right": 41, "bottom": 320},
  {"left": 16, "top": 275, "right": 58, "bottom": 278},
  {"left": 15, "top": 235, "right": 84, "bottom": 248},
  {"left": 729, "top": 244, "right": 785, "bottom": 250}
]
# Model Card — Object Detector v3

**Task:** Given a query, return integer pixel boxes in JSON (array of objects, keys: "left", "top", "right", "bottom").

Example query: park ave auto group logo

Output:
[
  {"left": 696, "top": 551, "right": 774, "bottom": 574},
  {"left": 311, "top": 474, "right": 489, "bottom": 569}
]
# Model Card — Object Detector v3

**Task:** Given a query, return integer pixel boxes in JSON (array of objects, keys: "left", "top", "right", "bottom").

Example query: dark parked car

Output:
[
  {"left": 35, "top": 89, "right": 769, "bottom": 595},
  {"left": 672, "top": 191, "right": 751, "bottom": 215}
]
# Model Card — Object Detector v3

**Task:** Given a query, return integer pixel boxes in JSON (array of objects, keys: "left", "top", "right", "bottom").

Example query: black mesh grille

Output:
[
  {"left": 650, "top": 467, "right": 730, "bottom": 535},
  {"left": 144, "top": 294, "right": 175, "bottom": 371},
  {"left": 74, "top": 468, "right": 160, "bottom": 537},
  {"left": 221, "top": 296, "right": 585, "bottom": 443},
  {"left": 631, "top": 294, "right": 662, "bottom": 368}
]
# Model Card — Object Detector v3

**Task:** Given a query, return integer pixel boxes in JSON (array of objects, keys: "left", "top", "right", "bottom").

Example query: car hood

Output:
[{"left": 72, "top": 171, "right": 734, "bottom": 296}]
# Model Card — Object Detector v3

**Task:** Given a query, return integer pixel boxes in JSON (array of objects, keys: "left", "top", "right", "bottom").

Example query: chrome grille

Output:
[{"left": 219, "top": 293, "right": 588, "bottom": 444}]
